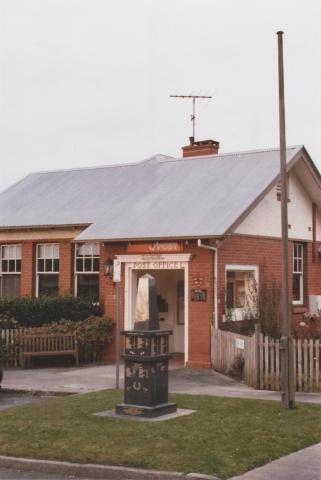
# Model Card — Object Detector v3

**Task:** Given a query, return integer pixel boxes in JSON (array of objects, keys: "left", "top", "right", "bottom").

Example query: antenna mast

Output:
[{"left": 170, "top": 94, "right": 212, "bottom": 139}]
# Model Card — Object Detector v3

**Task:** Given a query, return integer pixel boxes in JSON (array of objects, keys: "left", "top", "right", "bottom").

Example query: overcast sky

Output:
[{"left": 0, "top": 0, "right": 320, "bottom": 193}]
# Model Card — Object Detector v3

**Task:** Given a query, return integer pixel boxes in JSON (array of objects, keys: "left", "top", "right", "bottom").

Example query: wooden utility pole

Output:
[{"left": 277, "top": 31, "right": 295, "bottom": 409}]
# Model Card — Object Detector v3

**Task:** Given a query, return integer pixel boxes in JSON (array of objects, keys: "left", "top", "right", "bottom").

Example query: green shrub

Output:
[
  {"left": 0, "top": 296, "right": 101, "bottom": 327},
  {"left": 44, "top": 316, "right": 114, "bottom": 363}
]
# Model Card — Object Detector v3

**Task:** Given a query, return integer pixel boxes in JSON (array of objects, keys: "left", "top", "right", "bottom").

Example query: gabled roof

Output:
[{"left": 0, "top": 146, "right": 312, "bottom": 241}]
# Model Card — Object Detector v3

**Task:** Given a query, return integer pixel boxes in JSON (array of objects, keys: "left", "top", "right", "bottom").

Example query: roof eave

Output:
[{"left": 73, "top": 234, "right": 226, "bottom": 243}]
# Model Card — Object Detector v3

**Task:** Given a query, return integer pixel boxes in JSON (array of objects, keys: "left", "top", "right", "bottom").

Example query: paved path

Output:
[
  {"left": 0, "top": 467, "right": 94, "bottom": 480},
  {"left": 2, "top": 363, "right": 321, "bottom": 404},
  {"left": 0, "top": 392, "right": 55, "bottom": 410},
  {"left": 229, "top": 442, "right": 321, "bottom": 480}
]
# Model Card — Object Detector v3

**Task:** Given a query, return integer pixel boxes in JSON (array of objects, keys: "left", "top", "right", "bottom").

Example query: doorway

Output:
[
  {"left": 116, "top": 253, "right": 191, "bottom": 365},
  {"left": 133, "top": 269, "right": 185, "bottom": 353}
]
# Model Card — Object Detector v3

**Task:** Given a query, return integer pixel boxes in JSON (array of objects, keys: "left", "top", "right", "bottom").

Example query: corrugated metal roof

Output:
[{"left": 0, "top": 147, "right": 304, "bottom": 240}]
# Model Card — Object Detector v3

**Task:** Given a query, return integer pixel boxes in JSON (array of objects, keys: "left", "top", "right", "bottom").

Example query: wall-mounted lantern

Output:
[{"left": 104, "top": 258, "right": 114, "bottom": 278}]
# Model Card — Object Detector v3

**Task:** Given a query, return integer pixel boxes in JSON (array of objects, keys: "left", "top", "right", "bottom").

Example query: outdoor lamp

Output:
[{"left": 104, "top": 258, "right": 114, "bottom": 277}]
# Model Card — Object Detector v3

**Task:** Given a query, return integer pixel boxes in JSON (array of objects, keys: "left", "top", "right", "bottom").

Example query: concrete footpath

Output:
[
  {"left": 2, "top": 363, "right": 321, "bottom": 404},
  {"left": 229, "top": 442, "right": 321, "bottom": 480}
]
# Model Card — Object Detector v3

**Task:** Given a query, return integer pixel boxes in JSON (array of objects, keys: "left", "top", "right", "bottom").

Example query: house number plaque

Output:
[{"left": 191, "top": 289, "right": 207, "bottom": 302}]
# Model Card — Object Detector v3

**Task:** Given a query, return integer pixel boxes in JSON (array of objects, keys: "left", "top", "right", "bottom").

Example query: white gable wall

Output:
[{"left": 235, "top": 171, "right": 319, "bottom": 240}]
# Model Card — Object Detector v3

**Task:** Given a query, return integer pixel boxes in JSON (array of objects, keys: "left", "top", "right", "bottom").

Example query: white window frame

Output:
[
  {"left": 74, "top": 243, "right": 100, "bottom": 297},
  {"left": 293, "top": 243, "right": 304, "bottom": 305},
  {"left": 224, "top": 264, "right": 259, "bottom": 321},
  {"left": 0, "top": 244, "right": 22, "bottom": 297},
  {"left": 36, "top": 243, "right": 59, "bottom": 297}
]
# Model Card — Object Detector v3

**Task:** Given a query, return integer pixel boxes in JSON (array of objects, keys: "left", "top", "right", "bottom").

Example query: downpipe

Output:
[{"left": 197, "top": 239, "right": 218, "bottom": 329}]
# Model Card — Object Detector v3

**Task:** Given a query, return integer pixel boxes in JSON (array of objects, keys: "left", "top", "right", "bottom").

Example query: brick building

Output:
[{"left": 1, "top": 141, "right": 321, "bottom": 368}]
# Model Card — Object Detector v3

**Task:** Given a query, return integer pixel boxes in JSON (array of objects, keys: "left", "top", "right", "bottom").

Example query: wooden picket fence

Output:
[
  {"left": 259, "top": 336, "right": 320, "bottom": 392},
  {"left": 0, "top": 328, "right": 24, "bottom": 367},
  {"left": 211, "top": 327, "right": 321, "bottom": 393},
  {"left": 211, "top": 327, "right": 259, "bottom": 388}
]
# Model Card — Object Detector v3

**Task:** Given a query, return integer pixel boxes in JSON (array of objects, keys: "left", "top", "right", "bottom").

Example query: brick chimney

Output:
[{"left": 182, "top": 137, "right": 220, "bottom": 158}]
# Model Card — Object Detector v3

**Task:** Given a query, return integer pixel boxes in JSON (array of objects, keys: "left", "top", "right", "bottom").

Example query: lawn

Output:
[{"left": 0, "top": 391, "right": 320, "bottom": 479}]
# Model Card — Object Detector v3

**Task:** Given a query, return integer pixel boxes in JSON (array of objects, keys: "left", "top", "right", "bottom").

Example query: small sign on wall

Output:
[
  {"left": 191, "top": 289, "right": 207, "bottom": 302},
  {"left": 236, "top": 338, "right": 245, "bottom": 350}
]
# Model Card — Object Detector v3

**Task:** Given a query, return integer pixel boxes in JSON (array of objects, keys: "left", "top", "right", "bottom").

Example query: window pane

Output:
[
  {"left": 2, "top": 246, "right": 9, "bottom": 259},
  {"left": 93, "top": 258, "right": 100, "bottom": 272},
  {"left": 44, "top": 245, "right": 51, "bottom": 258},
  {"left": 38, "top": 245, "right": 45, "bottom": 258},
  {"left": 8, "top": 260, "right": 15, "bottom": 272},
  {"left": 45, "top": 259, "right": 52, "bottom": 272},
  {"left": 53, "top": 259, "right": 59, "bottom": 272},
  {"left": 92, "top": 243, "right": 100, "bottom": 256},
  {"left": 77, "top": 274, "right": 99, "bottom": 302},
  {"left": 298, "top": 259, "right": 302, "bottom": 273},
  {"left": 298, "top": 244, "right": 303, "bottom": 258},
  {"left": 37, "top": 259, "right": 45, "bottom": 272},
  {"left": 2, "top": 260, "right": 8, "bottom": 272},
  {"left": 84, "top": 258, "right": 92, "bottom": 272},
  {"left": 76, "top": 258, "right": 83, "bottom": 272},
  {"left": 226, "top": 282, "right": 234, "bottom": 308},
  {"left": 76, "top": 244, "right": 85, "bottom": 256},
  {"left": 236, "top": 280, "right": 245, "bottom": 307},
  {"left": 53, "top": 245, "right": 59, "bottom": 258},
  {"left": 16, "top": 245, "right": 22, "bottom": 259},
  {"left": 293, "top": 273, "right": 301, "bottom": 302},
  {"left": 1, "top": 275, "right": 20, "bottom": 297},
  {"left": 16, "top": 259, "right": 21, "bottom": 273},
  {"left": 38, "top": 274, "right": 59, "bottom": 297}
]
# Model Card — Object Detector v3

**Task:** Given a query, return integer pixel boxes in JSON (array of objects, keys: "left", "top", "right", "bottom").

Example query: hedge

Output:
[{"left": 0, "top": 296, "right": 101, "bottom": 327}]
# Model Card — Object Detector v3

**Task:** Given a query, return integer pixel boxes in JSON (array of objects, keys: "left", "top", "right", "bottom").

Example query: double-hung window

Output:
[
  {"left": 293, "top": 243, "right": 303, "bottom": 304},
  {"left": 36, "top": 243, "right": 59, "bottom": 296},
  {"left": 0, "top": 244, "right": 21, "bottom": 297},
  {"left": 75, "top": 243, "right": 100, "bottom": 301}
]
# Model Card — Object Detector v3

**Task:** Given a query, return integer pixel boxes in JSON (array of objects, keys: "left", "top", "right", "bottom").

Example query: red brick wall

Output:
[
  {"left": 217, "top": 234, "right": 321, "bottom": 334},
  {"left": 185, "top": 242, "right": 213, "bottom": 368},
  {"left": 59, "top": 241, "right": 73, "bottom": 295},
  {"left": 101, "top": 243, "right": 127, "bottom": 362},
  {"left": 21, "top": 241, "right": 34, "bottom": 296}
]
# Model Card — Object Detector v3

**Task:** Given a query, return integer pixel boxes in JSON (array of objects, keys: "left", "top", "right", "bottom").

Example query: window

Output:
[
  {"left": 36, "top": 244, "right": 59, "bottom": 296},
  {"left": 0, "top": 245, "right": 21, "bottom": 297},
  {"left": 293, "top": 243, "right": 303, "bottom": 304},
  {"left": 75, "top": 243, "right": 100, "bottom": 301},
  {"left": 225, "top": 265, "right": 258, "bottom": 321}
]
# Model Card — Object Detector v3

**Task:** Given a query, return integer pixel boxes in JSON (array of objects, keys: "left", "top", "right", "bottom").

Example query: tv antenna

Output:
[{"left": 170, "top": 94, "right": 212, "bottom": 139}]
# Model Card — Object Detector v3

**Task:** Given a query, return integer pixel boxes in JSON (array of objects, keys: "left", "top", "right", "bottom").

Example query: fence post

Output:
[{"left": 253, "top": 323, "right": 261, "bottom": 389}]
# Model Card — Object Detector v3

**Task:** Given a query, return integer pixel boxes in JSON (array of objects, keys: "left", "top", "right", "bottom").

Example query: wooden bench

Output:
[{"left": 20, "top": 333, "right": 79, "bottom": 368}]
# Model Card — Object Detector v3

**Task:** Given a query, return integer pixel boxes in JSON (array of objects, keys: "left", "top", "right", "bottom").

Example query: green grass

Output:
[{"left": 0, "top": 391, "right": 320, "bottom": 479}]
